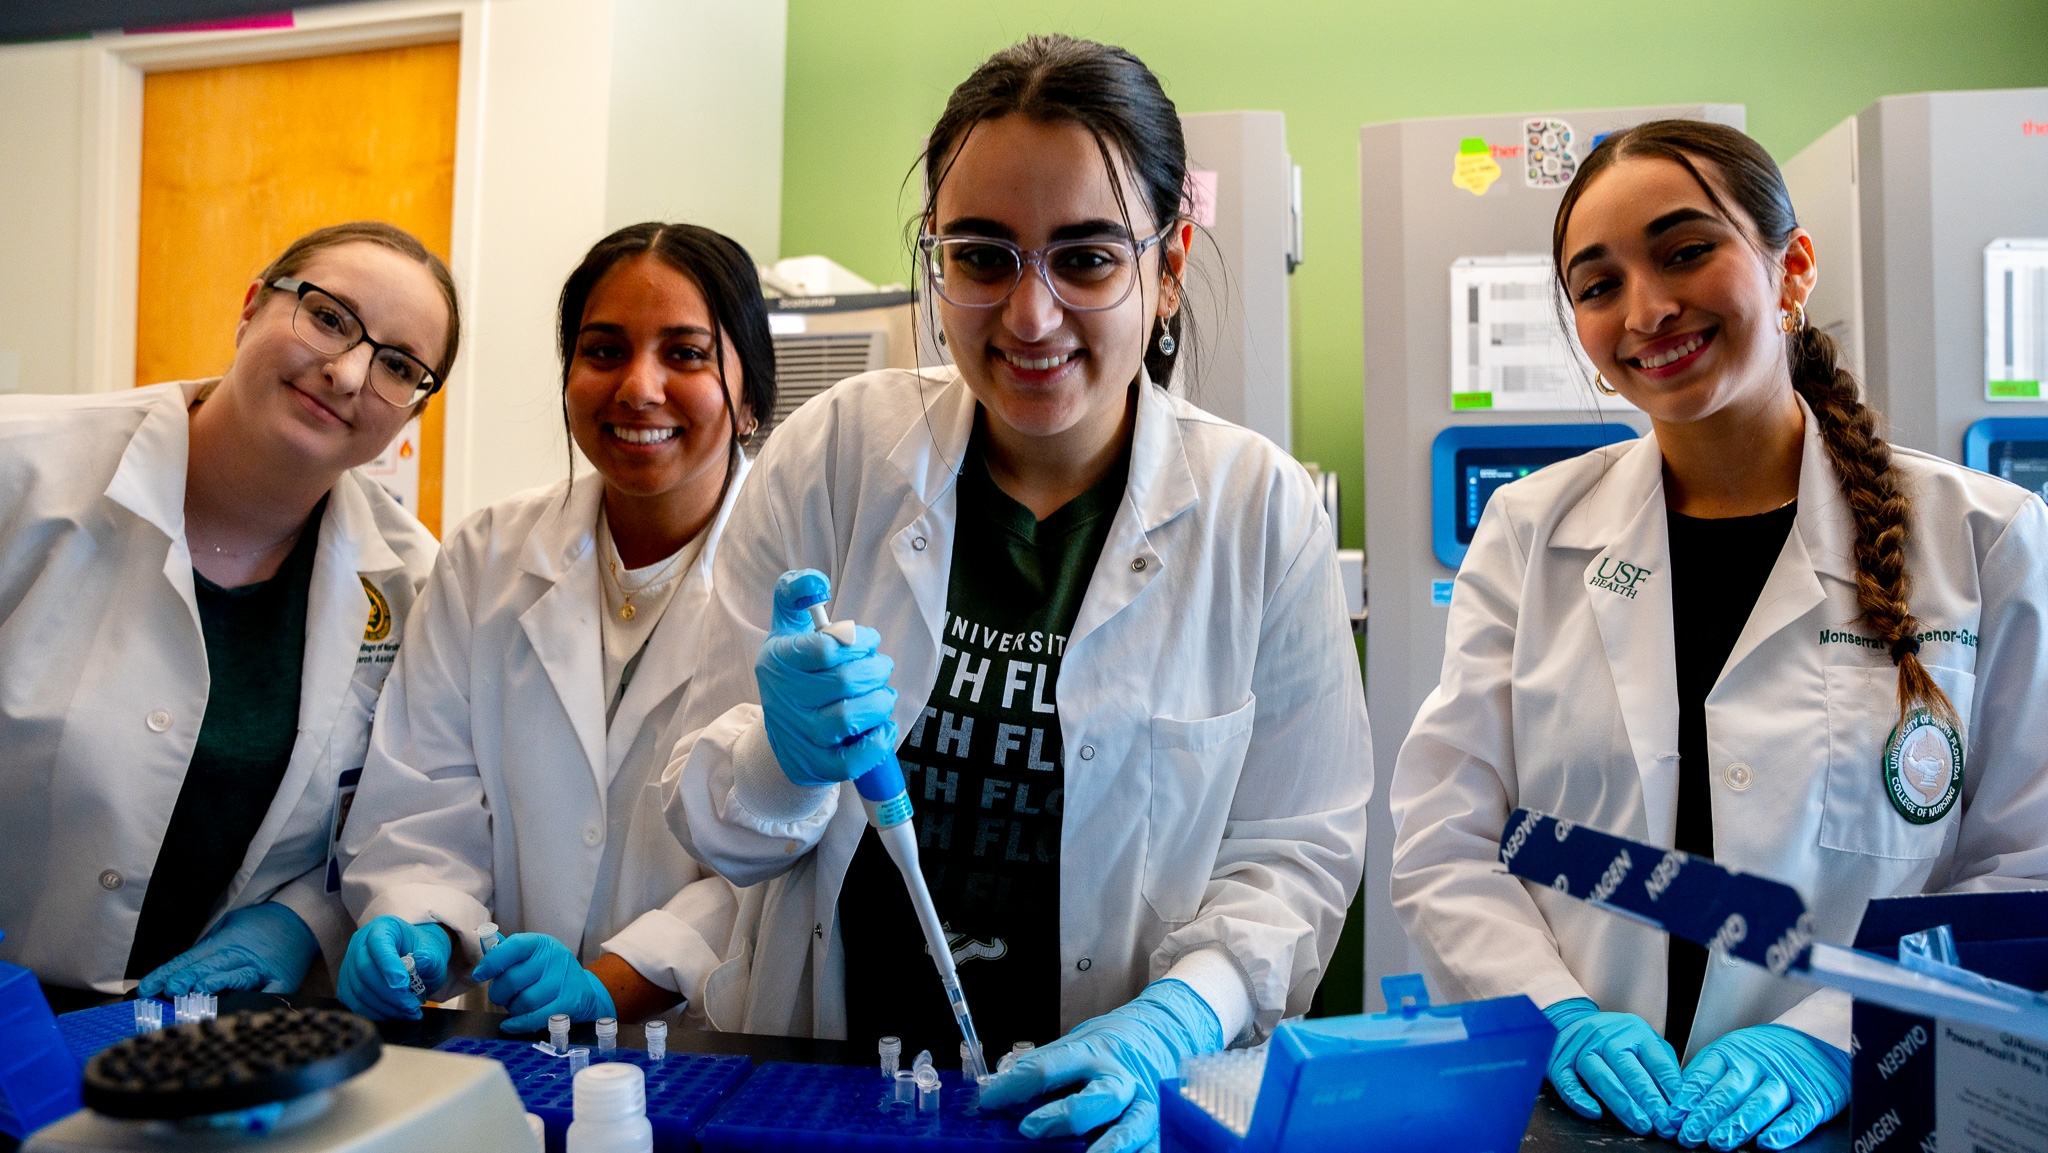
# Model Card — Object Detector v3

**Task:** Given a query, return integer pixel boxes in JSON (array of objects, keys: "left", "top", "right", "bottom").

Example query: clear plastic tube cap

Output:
[
  {"left": 595, "top": 1017, "right": 618, "bottom": 1038},
  {"left": 574, "top": 1062, "right": 647, "bottom": 1122},
  {"left": 878, "top": 1036, "right": 901, "bottom": 1057}
]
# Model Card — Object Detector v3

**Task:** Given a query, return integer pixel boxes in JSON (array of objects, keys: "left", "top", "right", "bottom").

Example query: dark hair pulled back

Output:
[
  {"left": 555, "top": 222, "right": 776, "bottom": 512},
  {"left": 1552, "top": 119, "right": 1955, "bottom": 727},
  {"left": 918, "top": 34, "right": 1190, "bottom": 386}
]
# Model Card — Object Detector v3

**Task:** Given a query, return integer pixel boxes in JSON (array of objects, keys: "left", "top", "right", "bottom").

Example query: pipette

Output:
[{"left": 798, "top": 591, "right": 991, "bottom": 1082}]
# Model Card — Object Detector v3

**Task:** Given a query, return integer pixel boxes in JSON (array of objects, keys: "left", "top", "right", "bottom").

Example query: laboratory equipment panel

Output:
[
  {"left": 1784, "top": 89, "right": 2048, "bottom": 461},
  {"left": 1430, "top": 424, "right": 1638, "bottom": 568},
  {"left": 1962, "top": 416, "right": 2048, "bottom": 499}
]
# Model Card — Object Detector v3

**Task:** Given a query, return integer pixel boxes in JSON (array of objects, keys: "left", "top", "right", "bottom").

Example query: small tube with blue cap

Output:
[{"left": 795, "top": 589, "right": 990, "bottom": 1084}]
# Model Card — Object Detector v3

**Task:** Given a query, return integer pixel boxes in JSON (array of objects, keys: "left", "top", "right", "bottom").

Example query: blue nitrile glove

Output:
[
  {"left": 471, "top": 932, "right": 617, "bottom": 1034},
  {"left": 755, "top": 569, "right": 899, "bottom": 786},
  {"left": 1668, "top": 1025, "right": 1850, "bottom": 1151},
  {"left": 1541, "top": 997, "right": 1684, "bottom": 1136},
  {"left": 980, "top": 979, "right": 1225, "bottom": 1153},
  {"left": 136, "top": 902, "right": 320, "bottom": 997},
  {"left": 337, "top": 915, "right": 453, "bottom": 1020}
]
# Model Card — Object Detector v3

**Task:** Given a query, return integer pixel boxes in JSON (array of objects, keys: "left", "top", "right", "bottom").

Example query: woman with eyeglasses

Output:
[
  {"left": 659, "top": 37, "right": 1369, "bottom": 1152},
  {"left": 0, "top": 221, "right": 456, "bottom": 997},
  {"left": 335, "top": 224, "right": 769, "bottom": 1035}
]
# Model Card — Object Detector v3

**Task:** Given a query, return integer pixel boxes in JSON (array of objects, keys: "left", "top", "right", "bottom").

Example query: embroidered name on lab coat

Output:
[{"left": 1588, "top": 557, "right": 1653, "bottom": 600}]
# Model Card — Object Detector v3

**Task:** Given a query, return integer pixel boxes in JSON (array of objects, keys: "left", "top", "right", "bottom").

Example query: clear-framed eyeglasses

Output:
[
  {"left": 270, "top": 277, "right": 443, "bottom": 407},
  {"left": 918, "top": 220, "right": 1179, "bottom": 313}
]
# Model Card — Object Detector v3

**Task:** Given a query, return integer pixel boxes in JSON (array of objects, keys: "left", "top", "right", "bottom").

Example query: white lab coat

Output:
[
  {"left": 341, "top": 462, "right": 750, "bottom": 1009},
  {"left": 0, "top": 380, "right": 437, "bottom": 992},
  {"left": 1391, "top": 396, "right": 2048, "bottom": 1059},
  {"left": 660, "top": 367, "right": 1372, "bottom": 1042}
]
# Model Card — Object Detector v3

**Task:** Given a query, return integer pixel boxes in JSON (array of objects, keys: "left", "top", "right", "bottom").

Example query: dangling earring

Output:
[
  {"left": 1592, "top": 372, "right": 1617, "bottom": 396},
  {"left": 937, "top": 330, "right": 947, "bottom": 346},
  {"left": 1780, "top": 303, "right": 1807, "bottom": 334},
  {"left": 1157, "top": 329, "right": 1176, "bottom": 356}
]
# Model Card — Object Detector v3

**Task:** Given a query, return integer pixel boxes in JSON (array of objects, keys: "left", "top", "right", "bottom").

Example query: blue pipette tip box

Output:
[
  {"left": 434, "top": 1035, "right": 749, "bottom": 1152},
  {"left": 0, "top": 961, "right": 84, "bottom": 1139},
  {"left": 700, "top": 1062, "right": 1088, "bottom": 1152},
  {"left": 1159, "top": 976, "right": 1554, "bottom": 1153},
  {"left": 53, "top": 999, "right": 172, "bottom": 1067}
]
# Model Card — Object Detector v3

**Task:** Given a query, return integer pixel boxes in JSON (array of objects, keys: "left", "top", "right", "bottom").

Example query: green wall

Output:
[{"left": 781, "top": 1, "right": 2048, "bottom": 548}]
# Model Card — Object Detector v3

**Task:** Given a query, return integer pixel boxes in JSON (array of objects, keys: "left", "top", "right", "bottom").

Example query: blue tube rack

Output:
[
  {"left": 699, "top": 1062, "right": 1088, "bottom": 1152},
  {"left": 0, "top": 960, "right": 85, "bottom": 1139},
  {"left": 1158, "top": 976, "right": 1555, "bottom": 1153},
  {"left": 434, "top": 1035, "right": 749, "bottom": 1152}
]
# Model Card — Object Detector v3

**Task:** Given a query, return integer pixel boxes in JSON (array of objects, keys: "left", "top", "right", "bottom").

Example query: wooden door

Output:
[{"left": 136, "top": 42, "right": 459, "bottom": 535}]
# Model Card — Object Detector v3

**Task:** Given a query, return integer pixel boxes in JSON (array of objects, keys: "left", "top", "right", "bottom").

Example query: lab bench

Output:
[{"left": 7, "top": 985, "right": 1850, "bottom": 1153}]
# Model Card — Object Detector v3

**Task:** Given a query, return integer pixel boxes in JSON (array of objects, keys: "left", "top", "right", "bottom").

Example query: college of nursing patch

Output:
[
  {"left": 1883, "top": 708, "right": 1963, "bottom": 825},
  {"left": 359, "top": 576, "right": 392, "bottom": 642}
]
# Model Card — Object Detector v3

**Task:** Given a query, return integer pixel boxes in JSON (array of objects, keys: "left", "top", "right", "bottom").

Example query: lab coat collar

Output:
[
  {"left": 882, "top": 365, "right": 1197, "bottom": 532},
  {"left": 1551, "top": 393, "right": 1856, "bottom": 583},
  {"left": 605, "top": 453, "right": 752, "bottom": 761},
  {"left": 519, "top": 472, "right": 607, "bottom": 583},
  {"left": 102, "top": 381, "right": 202, "bottom": 542},
  {"left": 518, "top": 475, "right": 609, "bottom": 802}
]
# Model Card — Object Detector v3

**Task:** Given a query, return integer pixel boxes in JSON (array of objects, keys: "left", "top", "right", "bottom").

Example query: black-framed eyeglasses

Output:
[
  {"left": 271, "top": 277, "right": 442, "bottom": 407},
  {"left": 918, "top": 219, "right": 1179, "bottom": 313}
]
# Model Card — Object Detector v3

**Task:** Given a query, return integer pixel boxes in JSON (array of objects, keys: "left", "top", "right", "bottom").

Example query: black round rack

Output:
[{"left": 82, "top": 1008, "right": 381, "bottom": 1120}]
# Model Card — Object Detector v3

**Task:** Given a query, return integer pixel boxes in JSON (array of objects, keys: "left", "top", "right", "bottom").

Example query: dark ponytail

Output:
[
  {"left": 915, "top": 34, "right": 1192, "bottom": 387},
  {"left": 1553, "top": 120, "right": 1956, "bottom": 727}
]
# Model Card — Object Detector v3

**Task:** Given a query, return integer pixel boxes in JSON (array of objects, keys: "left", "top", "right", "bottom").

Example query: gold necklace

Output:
[{"left": 605, "top": 551, "right": 688, "bottom": 622}]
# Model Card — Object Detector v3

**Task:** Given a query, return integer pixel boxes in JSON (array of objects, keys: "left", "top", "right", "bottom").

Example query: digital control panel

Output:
[{"left": 1431, "top": 424, "right": 1639, "bottom": 567}]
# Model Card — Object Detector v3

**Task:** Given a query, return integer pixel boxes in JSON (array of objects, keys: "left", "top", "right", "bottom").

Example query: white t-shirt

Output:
[{"left": 597, "top": 505, "right": 704, "bottom": 726}]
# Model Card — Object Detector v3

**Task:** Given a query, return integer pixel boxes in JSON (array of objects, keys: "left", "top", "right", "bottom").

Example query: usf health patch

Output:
[
  {"left": 1883, "top": 709, "right": 1962, "bottom": 825},
  {"left": 360, "top": 576, "right": 392, "bottom": 642}
]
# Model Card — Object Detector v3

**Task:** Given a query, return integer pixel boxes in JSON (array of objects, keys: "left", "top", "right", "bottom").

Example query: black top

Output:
[
  {"left": 840, "top": 418, "right": 1128, "bottom": 1058},
  {"left": 1662, "top": 500, "right": 1796, "bottom": 1049},
  {"left": 127, "top": 501, "right": 325, "bottom": 978}
]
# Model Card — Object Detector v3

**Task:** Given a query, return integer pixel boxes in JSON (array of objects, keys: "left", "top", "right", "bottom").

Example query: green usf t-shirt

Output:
[
  {"left": 841, "top": 417, "right": 1129, "bottom": 1058},
  {"left": 126, "top": 500, "right": 324, "bottom": 978}
]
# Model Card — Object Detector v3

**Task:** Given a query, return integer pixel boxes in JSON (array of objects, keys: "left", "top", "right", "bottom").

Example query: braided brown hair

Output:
[{"left": 1552, "top": 119, "right": 1956, "bottom": 727}]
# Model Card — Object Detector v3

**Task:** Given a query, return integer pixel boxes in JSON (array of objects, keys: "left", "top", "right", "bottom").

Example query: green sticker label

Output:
[
  {"left": 1882, "top": 709, "right": 1963, "bottom": 825},
  {"left": 1988, "top": 380, "right": 2041, "bottom": 399},
  {"left": 1452, "top": 391, "right": 1495, "bottom": 410},
  {"left": 1459, "top": 137, "right": 1490, "bottom": 155}
]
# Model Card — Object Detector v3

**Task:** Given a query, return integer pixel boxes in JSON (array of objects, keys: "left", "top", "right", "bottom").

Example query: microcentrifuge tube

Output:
[
  {"left": 893, "top": 1070, "right": 916, "bottom": 1104},
  {"left": 567, "top": 1047, "right": 590, "bottom": 1076},
  {"left": 477, "top": 922, "right": 503, "bottom": 952},
  {"left": 878, "top": 1036, "right": 902, "bottom": 1077},
  {"left": 401, "top": 953, "right": 427, "bottom": 995},
  {"left": 550, "top": 1014, "right": 572, "bottom": 1056},
  {"left": 915, "top": 1067, "right": 942, "bottom": 1113},
  {"left": 643, "top": 1020, "right": 667, "bottom": 1062},
  {"left": 997, "top": 1041, "right": 1032, "bottom": 1076},
  {"left": 595, "top": 1017, "right": 618, "bottom": 1057},
  {"left": 133, "top": 999, "right": 163, "bottom": 1034},
  {"left": 912, "top": 1049, "right": 933, "bottom": 1076}
]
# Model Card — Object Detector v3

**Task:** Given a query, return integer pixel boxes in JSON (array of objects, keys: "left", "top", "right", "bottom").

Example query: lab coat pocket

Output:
[
  {"left": 1818, "top": 663, "right": 1974, "bottom": 860},
  {"left": 1143, "top": 696, "right": 1257, "bottom": 924}
]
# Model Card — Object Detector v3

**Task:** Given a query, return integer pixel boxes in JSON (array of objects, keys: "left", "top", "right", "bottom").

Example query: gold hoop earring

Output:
[
  {"left": 1592, "top": 372, "right": 1618, "bottom": 396},
  {"left": 1780, "top": 303, "right": 1808, "bottom": 334}
]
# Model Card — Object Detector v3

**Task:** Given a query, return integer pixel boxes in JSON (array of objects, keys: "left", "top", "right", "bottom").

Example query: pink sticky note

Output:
[{"left": 1183, "top": 170, "right": 1218, "bottom": 227}]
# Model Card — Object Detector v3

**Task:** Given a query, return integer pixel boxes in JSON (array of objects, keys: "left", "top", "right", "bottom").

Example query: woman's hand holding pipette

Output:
[
  {"left": 756, "top": 570, "right": 899, "bottom": 786},
  {"left": 981, "top": 979, "right": 1224, "bottom": 1153}
]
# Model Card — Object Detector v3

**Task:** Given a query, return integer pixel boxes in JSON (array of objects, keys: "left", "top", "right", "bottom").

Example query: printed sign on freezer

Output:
[
  {"left": 1986, "top": 239, "right": 2048, "bottom": 401},
  {"left": 1448, "top": 256, "right": 1632, "bottom": 412}
]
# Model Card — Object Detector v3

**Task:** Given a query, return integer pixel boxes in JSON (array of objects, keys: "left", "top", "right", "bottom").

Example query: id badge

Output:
[{"left": 325, "top": 767, "right": 363, "bottom": 893}]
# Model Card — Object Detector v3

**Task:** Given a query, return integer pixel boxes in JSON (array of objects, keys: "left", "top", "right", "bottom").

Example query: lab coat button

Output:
[
  {"left": 1725, "top": 762, "right": 1753, "bottom": 791},
  {"left": 582, "top": 824, "right": 603, "bottom": 847},
  {"left": 1078, "top": 745, "right": 1095, "bottom": 760},
  {"left": 1130, "top": 558, "right": 1146, "bottom": 572},
  {"left": 145, "top": 708, "right": 173, "bottom": 732},
  {"left": 1076, "top": 958, "right": 1091, "bottom": 971},
  {"left": 98, "top": 869, "right": 123, "bottom": 891},
  {"left": 912, "top": 536, "right": 928, "bottom": 551}
]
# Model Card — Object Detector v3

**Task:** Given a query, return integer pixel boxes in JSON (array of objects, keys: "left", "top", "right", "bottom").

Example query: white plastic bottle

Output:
[{"left": 566, "top": 1063, "right": 653, "bottom": 1153}]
